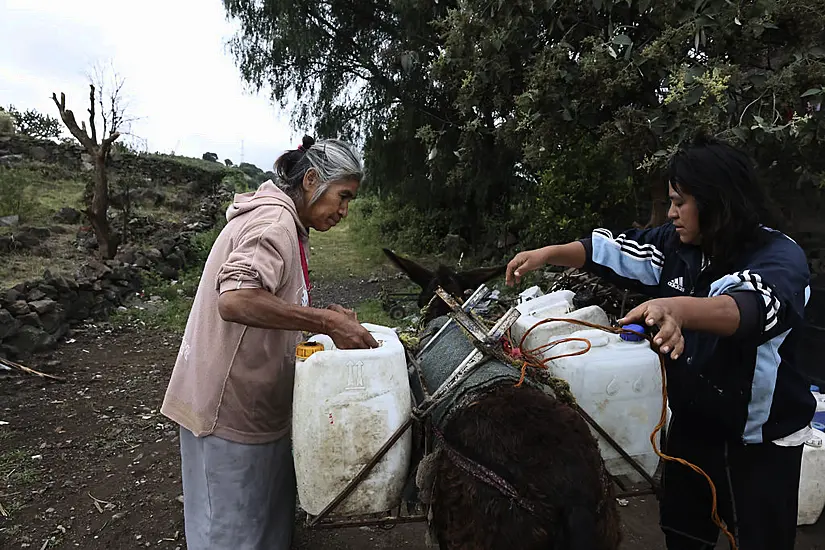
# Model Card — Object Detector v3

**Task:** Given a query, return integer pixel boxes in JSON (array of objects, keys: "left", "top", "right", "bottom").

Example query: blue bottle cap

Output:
[
  {"left": 812, "top": 385, "right": 821, "bottom": 393},
  {"left": 812, "top": 421, "right": 825, "bottom": 432},
  {"left": 620, "top": 324, "right": 646, "bottom": 342}
]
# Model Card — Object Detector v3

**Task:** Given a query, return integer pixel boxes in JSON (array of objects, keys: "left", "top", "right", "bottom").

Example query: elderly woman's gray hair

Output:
[{"left": 273, "top": 135, "right": 363, "bottom": 206}]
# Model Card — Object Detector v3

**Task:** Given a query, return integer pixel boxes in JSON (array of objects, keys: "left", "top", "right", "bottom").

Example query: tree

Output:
[
  {"left": 6, "top": 105, "right": 61, "bottom": 140},
  {"left": 52, "top": 66, "right": 132, "bottom": 259},
  {"left": 0, "top": 107, "right": 14, "bottom": 135},
  {"left": 224, "top": 0, "right": 825, "bottom": 253}
]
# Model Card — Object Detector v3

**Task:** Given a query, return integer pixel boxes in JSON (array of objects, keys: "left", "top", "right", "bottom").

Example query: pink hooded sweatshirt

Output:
[{"left": 161, "top": 181, "right": 309, "bottom": 444}]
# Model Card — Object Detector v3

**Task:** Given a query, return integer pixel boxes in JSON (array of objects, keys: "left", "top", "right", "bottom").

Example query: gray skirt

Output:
[{"left": 179, "top": 427, "right": 296, "bottom": 550}]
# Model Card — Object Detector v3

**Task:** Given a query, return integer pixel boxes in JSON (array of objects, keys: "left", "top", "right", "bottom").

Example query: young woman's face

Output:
[
  {"left": 668, "top": 182, "right": 701, "bottom": 245},
  {"left": 300, "top": 171, "right": 359, "bottom": 231}
]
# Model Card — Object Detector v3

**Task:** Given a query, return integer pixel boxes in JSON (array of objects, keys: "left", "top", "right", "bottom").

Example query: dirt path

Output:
[{"left": 2, "top": 325, "right": 824, "bottom": 549}]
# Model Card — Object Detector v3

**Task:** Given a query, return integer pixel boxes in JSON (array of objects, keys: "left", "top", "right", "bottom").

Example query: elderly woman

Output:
[
  {"left": 507, "top": 136, "right": 813, "bottom": 550},
  {"left": 161, "top": 136, "right": 378, "bottom": 550}
]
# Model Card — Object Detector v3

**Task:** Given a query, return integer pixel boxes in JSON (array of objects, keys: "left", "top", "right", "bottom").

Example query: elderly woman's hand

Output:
[
  {"left": 327, "top": 304, "right": 357, "bottom": 321},
  {"left": 619, "top": 298, "right": 685, "bottom": 360}
]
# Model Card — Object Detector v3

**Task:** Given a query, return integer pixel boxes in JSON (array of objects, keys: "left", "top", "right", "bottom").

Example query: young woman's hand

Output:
[
  {"left": 506, "top": 249, "right": 549, "bottom": 286},
  {"left": 619, "top": 298, "right": 685, "bottom": 360}
]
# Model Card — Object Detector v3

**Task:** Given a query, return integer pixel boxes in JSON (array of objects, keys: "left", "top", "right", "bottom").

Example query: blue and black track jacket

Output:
[{"left": 579, "top": 223, "right": 815, "bottom": 444}]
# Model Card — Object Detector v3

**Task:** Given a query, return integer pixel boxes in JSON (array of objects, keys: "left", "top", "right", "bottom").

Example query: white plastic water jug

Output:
[
  {"left": 544, "top": 328, "right": 664, "bottom": 483},
  {"left": 292, "top": 323, "right": 412, "bottom": 517},
  {"left": 512, "top": 303, "right": 610, "bottom": 355},
  {"left": 798, "top": 427, "right": 825, "bottom": 526}
]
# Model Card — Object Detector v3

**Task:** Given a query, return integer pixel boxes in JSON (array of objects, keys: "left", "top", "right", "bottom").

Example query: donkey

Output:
[
  {"left": 389, "top": 251, "right": 622, "bottom": 550},
  {"left": 382, "top": 248, "right": 507, "bottom": 322}
]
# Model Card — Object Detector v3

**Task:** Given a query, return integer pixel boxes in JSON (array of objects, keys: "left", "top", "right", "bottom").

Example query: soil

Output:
[{"left": 1, "top": 285, "right": 824, "bottom": 549}]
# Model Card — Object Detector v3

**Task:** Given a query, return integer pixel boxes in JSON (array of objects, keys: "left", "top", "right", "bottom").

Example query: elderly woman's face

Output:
[{"left": 300, "top": 172, "right": 359, "bottom": 231}]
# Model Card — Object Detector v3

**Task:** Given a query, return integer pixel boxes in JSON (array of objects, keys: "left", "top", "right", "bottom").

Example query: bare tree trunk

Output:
[
  {"left": 88, "top": 153, "right": 119, "bottom": 259},
  {"left": 51, "top": 88, "right": 121, "bottom": 259}
]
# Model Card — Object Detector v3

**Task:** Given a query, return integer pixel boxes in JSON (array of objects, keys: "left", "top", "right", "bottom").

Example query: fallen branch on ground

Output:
[{"left": 0, "top": 358, "right": 65, "bottom": 382}]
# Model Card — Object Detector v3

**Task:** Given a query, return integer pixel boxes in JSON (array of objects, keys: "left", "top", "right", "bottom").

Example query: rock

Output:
[
  {"left": 27, "top": 288, "right": 47, "bottom": 301},
  {"left": 157, "top": 264, "right": 179, "bottom": 280},
  {"left": 14, "top": 226, "right": 51, "bottom": 249},
  {"left": 45, "top": 273, "right": 75, "bottom": 293},
  {"left": 40, "top": 310, "right": 68, "bottom": 338},
  {"left": 0, "top": 235, "right": 12, "bottom": 253},
  {"left": 54, "top": 206, "right": 83, "bottom": 225},
  {"left": 0, "top": 309, "right": 21, "bottom": 340},
  {"left": 0, "top": 214, "right": 19, "bottom": 227},
  {"left": 29, "top": 146, "right": 49, "bottom": 161},
  {"left": 145, "top": 248, "right": 163, "bottom": 262},
  {"left": 75, "top": 227, "right": 97, "bottom": 250},
  {"left": 18, "top": 312, "right": 41, "bottom": 327},
  {"left": 68, "top": 291, "right": 95, "bottom": 320},
  {"left": 108, "top": 266, "right": 135, "bottom": 283},
  {"left": 77, "top": 260, "right": 112, "bottom": 280},
  {"left": 7, "top": 300, "right": 30, "bottom": 316},
  {"left": 164, "top": 252, "right": 185, "bottom": 270},
  {"left": 0, "top": 344, "right": 19, "bottom": 359},
  {"left": 0, "top": 153, "right": 24, "bottom": 166},
  {"left": 116, "top": 246, "right": 138, "bottom": 265},
  {"left": 1, "top": 288, "right": 22, "bottom": 305},
  {"left": 29, "top": 299, "right": 57, "bottom": 315},
  {"left": 26, "top": 288, "right": 46, "bottom": 302},
  {"left": 7, "top": 325, "right": 56, "bottom": 353}
]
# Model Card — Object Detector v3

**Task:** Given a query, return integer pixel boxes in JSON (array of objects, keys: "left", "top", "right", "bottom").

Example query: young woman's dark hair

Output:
[{"left": 667, "top": 134, "right": 779, "bottom": 273}]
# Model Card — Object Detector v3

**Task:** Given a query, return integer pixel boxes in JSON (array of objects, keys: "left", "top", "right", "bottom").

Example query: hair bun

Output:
[{"left": 302, "top": 135, "right": 316, "bottom": 150}]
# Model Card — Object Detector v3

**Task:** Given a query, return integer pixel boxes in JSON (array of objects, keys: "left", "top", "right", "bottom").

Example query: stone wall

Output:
[
  {"left": 0, "top": 189, "right": 230, "bottom": 360},
  {"left": 0, "top": 134, "right": 230, "bottom": 193}
]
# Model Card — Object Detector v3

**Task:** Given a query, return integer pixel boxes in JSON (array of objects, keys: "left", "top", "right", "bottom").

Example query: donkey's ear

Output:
[
  {"left": 457, "top": 264, "right": 507, "bottom": 289},
  {"left": 382, "top": 248, "right": 435, "bottom": 289}
]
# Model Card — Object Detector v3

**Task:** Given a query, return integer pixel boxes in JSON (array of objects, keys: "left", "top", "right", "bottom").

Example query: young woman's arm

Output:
[{"left": 506, "top": 225, "right": 675, "bottom": 299}]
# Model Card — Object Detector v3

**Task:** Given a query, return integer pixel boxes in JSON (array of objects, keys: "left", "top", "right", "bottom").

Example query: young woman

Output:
[
  {"left": 161, "top": 136, "right": 378, "bottom": 550},
  {"left": 506, "top": 136, "right": 815, "bottom": 549}
]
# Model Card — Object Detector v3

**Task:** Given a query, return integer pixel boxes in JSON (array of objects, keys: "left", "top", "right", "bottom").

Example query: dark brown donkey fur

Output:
[
  {"left": 387, "top": 250, "right": 622, "bottom": 549},
  {"left": 432, "top": 385, "right": 621, "bottom": 550}
]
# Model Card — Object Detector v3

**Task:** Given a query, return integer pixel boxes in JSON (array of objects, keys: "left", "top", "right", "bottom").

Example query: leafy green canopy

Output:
[{"left": 223, "top": 0, "right": 825, "bottom": 253}]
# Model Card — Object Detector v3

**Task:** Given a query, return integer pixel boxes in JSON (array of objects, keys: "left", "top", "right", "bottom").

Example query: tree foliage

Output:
[
  {"left": 224, "top": 0, "right": 825, "bottom": 254},
  {"left": 5, "top": 105, "right": 62, "bottom": 140}
]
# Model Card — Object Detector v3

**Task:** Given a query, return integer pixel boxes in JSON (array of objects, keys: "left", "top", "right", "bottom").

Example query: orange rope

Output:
[{"left": 509, "top": 317, "right": 738, "bottom": 550}]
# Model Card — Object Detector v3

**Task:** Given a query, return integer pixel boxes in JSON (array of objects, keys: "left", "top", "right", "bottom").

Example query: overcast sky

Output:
[{"left": 0, "top": 0, "right": 298, "bottom": 170}]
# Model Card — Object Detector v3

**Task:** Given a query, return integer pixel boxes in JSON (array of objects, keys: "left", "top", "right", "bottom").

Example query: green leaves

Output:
[
  {"left": 612, "top": 34, "right": 632, "bottom": 46},
  {"left": 222, "top": 0, "right": 825, "bottom": 254},
  {"left": 801, "top": 88, "right": 824, "bottom": 98}
]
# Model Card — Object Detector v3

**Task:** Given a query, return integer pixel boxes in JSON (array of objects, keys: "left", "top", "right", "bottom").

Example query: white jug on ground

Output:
[
  {"left": 292, "top": 323, "right": 412, "bottom": 517},
  {"left": 798, "top": 427, "right": 825, "bottom": 526}
]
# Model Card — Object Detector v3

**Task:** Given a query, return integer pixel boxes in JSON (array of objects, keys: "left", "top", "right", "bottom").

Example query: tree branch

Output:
[
  {"left": 88, "top": 84, "right": 98, "bottom": 145},
  {"left": 51, "top": 92, "right": 96, "bottom": 151}
]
